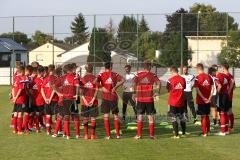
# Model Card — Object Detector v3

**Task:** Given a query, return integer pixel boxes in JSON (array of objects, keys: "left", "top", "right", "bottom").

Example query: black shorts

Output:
[
  {"left": 22, "top": 97, "right": 31, "bottom": 113},
  {"left": 63, "top": 99, "right": 78, "bottom": 116},
  {"left": 228, "top": 101, "right": 232, "bottom": 108},
  {"left": 211, "top": 95, "right": 218, "bottom": 108},
  {"left": 218, "top": 93, "right": 230, "bottom": 112},
  {"left": 45, "top": 102, "right": 57, "bottom": 115},
  {"left": 197, "top": 104, "right": 211, "bottom": 115},
  {"left": 101, "top": 99, "right": 119, "bottom": 114},
  {"left": 168, "top": 106, "right": 186, "bottom": 122},
  {"left": 13, "top": 104, "right": 23, "bottom": 113},
  {"left": 136, "top": 102, "right": 156, "bottom": 115},
  {"left": 34, "top": 106, "right": 45, "bottom": 114},
  {"left": 81, "top": 106, "right": 99, "bottom": 117}
]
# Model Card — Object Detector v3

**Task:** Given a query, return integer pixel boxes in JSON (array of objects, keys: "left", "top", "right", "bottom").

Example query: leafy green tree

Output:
[
  {"left": 88, "top": 28, "right": 113, "bottom": 63},
  {"left": 160, "top": 32, "right": 191, "bottom": 67},
  {"left": 0, "top": 32, "right": 30, "bottom": 45},
  {"left": 218, "top": 32, "right": 240, "bottom": 67},
  {"left": 117, "top": 15, "right": 138, "bottom": 42},
  {"left": 139, "top": 15, "right": 150, "bottom": 34},
  {"left": 70, "top": 13, "right": 89, "bottom": 45},
  {"left": 131, "top": 32, "right": 162, "bottom": 60},
  {"left": 32, "top": 30, "right": 53, "bottom": 46},
  {"left": 190, "top": 3, "right": 238, "bottom": 36}
]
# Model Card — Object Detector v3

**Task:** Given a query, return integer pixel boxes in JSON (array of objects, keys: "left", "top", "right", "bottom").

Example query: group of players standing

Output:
[{"left": 10, "top": 60, "right": 235, "bottom": 140}]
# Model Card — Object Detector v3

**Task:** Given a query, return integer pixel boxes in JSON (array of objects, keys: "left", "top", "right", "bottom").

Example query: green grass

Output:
[{"left": 0, "top": 86, "right": 239, "bottom": 160}]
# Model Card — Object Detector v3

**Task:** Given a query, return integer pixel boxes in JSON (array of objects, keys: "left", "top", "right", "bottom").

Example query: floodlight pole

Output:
[
  {"left": 136, "top": 14, "right": 139, "bottom": 71},
  {"left": 52, "top": 16, "right": 55, "bottom": 65},
  {"left": 180, "top": 13, "right": 183, "bottom": 74},
  {"left": 10, "top": 16, "right": 15, "bottom": 85},
  {"left": 197, "top": 11, "right": 200, "bottom": 64},
  {"left": 93, "top": 15, "right": 96, "bottom": 74}
]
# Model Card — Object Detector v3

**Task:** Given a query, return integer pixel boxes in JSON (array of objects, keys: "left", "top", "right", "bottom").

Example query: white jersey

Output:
[
  {"left": 211, "top": 75, "right": 218, "bottom": 96},
  {"left": 181, "top": 74, "right": 195, "bottom": 92},
  {"left": 123, "top": 73, "right": 136, "bottom": 92}
]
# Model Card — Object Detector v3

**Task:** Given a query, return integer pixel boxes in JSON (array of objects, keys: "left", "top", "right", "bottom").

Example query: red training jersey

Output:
[
  {"left": 97, "top": 71, "right": 123, "bottom": 101},
  {"left": 41, "top": 75, "right": 59, "bottom": 102},
  {"left": 81, "top": 74, "right": 98, "bottom": 106},
  {"left": 216, "top": 73, "right": 230, "bottom": 95},
  {"left": 32, "top": 77, "right": 45, "bottom": 106},
  {"left": 194, "top": 73, "right": 213, "bottom": 105},
  {"left": 134, "top": 71, "right": 160, "bottom": 103},
  {"left": 226, "top": 72, "right": 234, "bottom": 100},
  {"left": 167, "top": 75, "right": 186, "bottom": 107},
  {"left": 62, "top": 73, "right": 79, "bottom": 99},
  {"left": 13, "top": 75, "right": 27, "bottom": 104}
]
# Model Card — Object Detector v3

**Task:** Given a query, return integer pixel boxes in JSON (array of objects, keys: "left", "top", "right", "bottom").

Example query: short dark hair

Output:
[
  {"left": 211, "top": 64, "right": 218, "bottom": 70},
  {"left": 208, "top": 67, "right": 217, "bottom": 75},
  {"left": 55, "top": 67, "right": 62, "bottom": 76},
  {"left": 37, "top": 66, "right": 45, "bottom": 73},
  {"left": 124, "top": 64, "right": 131, "bottom": 69},
  {"left": 18, "top": 66, "right": 25, "bottom": 73},
  {"left": 142, "top": 61, "right": 152, "bottom": 70},
  {"left": 25, "top": 65, "right": 33, "bottom": 72},
  {"left": 48, "top": 64, "right": 55, "bottom": 72},
  {"left": 85, "top": 64, "right": 93, "bottom": 73},
  {"left": 104, "top": 62, "right": 113, "bottom": 69},
  {"left": 170, "top": 66, "right": 178, "bottom": 73},
  {"left": 196, "top": 63, "right": 204, "bottom": 70},
  {"left": 221, "top": 63, "right": 229, "bottom": 70}
]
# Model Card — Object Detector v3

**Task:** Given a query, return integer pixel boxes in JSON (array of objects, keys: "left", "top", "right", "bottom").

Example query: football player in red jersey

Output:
[
  {"left": 194, "top": 63, "right": 214, "bottom": 137},
  {"left": 133, "top": 61, "right": 161, "bottom": 139},
  {"left": 96, "top": 62, "right": 124, "bottom": 139},
  {"left": 11, "top": 66, "right": 26, "bottom": 135},
  {"left": 41, "top": 65, "right": 58, "bottom": 135},
  {"left": 221, "top": 63, "right": 235, "bottom": 133},
  {"left": 52, "top": 67, "right": 64, "bottom": 138},
  {"left": 22, "top": 65, "right": 33, "bottom": 133},
  {"left": 31, "top": 66, "right": 45, "bottom": 133},
  {"left": 167, "top": 66, "right": 186, "bottom": 139},
  {"left": 215, "top": 65, "right": 231, "bottom": 136},
  {"left": 55, "top": 64, "right": 80, "bottom": 140},
  {"left": 81, "top": 64, "right": 99, "bottom": 140}
]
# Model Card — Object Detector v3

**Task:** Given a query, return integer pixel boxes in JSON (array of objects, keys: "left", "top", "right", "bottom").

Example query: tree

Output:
[
  {"left": 139, "top": 15, "right": 150, "bottom": 34},
  {"left": 32, "top": 30, "right": 53, "bottom": 46},
  {"left": 106, "top": 18, "right": 115, "bottom": 33},
  {"left": 218, "top": 32, "right": 240, "bottom": 67},
  {"left": 160, "top": 32, "right": 191, "bottom": 67},
  {"left": 88, "top": 28, "right": 113, "bottom": 63},
  {"left": 70, "top": 13, "right": 89, "bottom": 45},
  {"left": 131, "top": 32, "right": 162, "bottom": 60},
  {"left": 117, "top": 15, "right": 138, "bottom": 42},
  {"left": 190, "top": 3, "right": 238, "bottom": 36},
  {"left": 0, "top": 32, "right": 30, "bottom": 45}
]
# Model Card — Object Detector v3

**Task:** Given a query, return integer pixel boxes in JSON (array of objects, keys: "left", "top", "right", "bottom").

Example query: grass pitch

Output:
[{"left": 0, "top": 86, "right": 239, "bottom": 160}]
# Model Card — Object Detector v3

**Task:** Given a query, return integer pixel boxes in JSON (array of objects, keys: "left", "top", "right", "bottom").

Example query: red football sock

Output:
[
  {"left": 229, "top": 113, "right": 234, "bottom": 129},
  {"left": 84, "top": 122, "right": 88, "bottom": 136},
  {"left": 224, "top": 113, "right": 229, "bottom": 132},
  {"left": 137, "top": 120, "right": 143, "bottom": 137},
  {"left": 22, "top": 114, "right": 29, "bottom": 130},
  {"left": 201, "top": 116, "right": 207, "bottom": 135},
  {"left": 104, "top": 118, "right": 110, "bottom": 137},
  {"left": 91, "top": 120, "right": 96, "bottom": 136},
  {"left": 206, "top": 115, "right": 210, "bottom": 133},
  {"left": 11, "top": 117, "right": 14, "bottom": 126},
  {"left": 35, "top": 115, "right": 40, "bottom": 131},
  {"left": 149, "top": 123, "right": 154, "bottom": 137},
  {"left": 45, "top": 116, "right": 51, "bottom": 133},
  {"left": 74, "top": 121, "right": 80, "bottom": 136},
  {"left": 114, "top": 118, "right": 120, "bottom": 136},
  {"left": 54, "top": 117, "right": 61, "bottom": 135},
  {"left": 28, "top": 114, "right": 34, "bottom": 129},
  {"left": 220, "top": 112, "right": 226, "bottom": 133},
  {"left": 64, "top": 120, "right": 70, "bottom": 136},
  {"left": 17, "top": 117, "right": 23, "bottom": 132},
  {"left": 13, "top": 117, "right": 17, "bottom": 132},
  {"left": 59, "top": 119, "right": 62, "bottom": 132}
]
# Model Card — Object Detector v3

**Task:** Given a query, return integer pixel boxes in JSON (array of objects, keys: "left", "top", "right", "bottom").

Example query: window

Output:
[
  {"left": 0, "top": 53, "right": 11, "bottom": 67},
  {"left": 16, "top": 53, "right": 21, "bottom": 61}
]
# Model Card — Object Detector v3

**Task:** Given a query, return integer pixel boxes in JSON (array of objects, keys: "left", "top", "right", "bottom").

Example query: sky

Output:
[{"left": 0, "top": 0, "right": 240, "bottom": 39}]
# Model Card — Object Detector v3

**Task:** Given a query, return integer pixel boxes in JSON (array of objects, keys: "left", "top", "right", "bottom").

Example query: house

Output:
[
  {"left": 29, "top": 42, "right": 74, "bottom": 66},
  {"left": 59, "top": 42, "right": 138, "bottom": 75},
  {"left": 186, "top": 36, "right": 227, "bottom": 67},
  {"left": 0, "top": 38, "right": 28, "bottom": 85}
]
